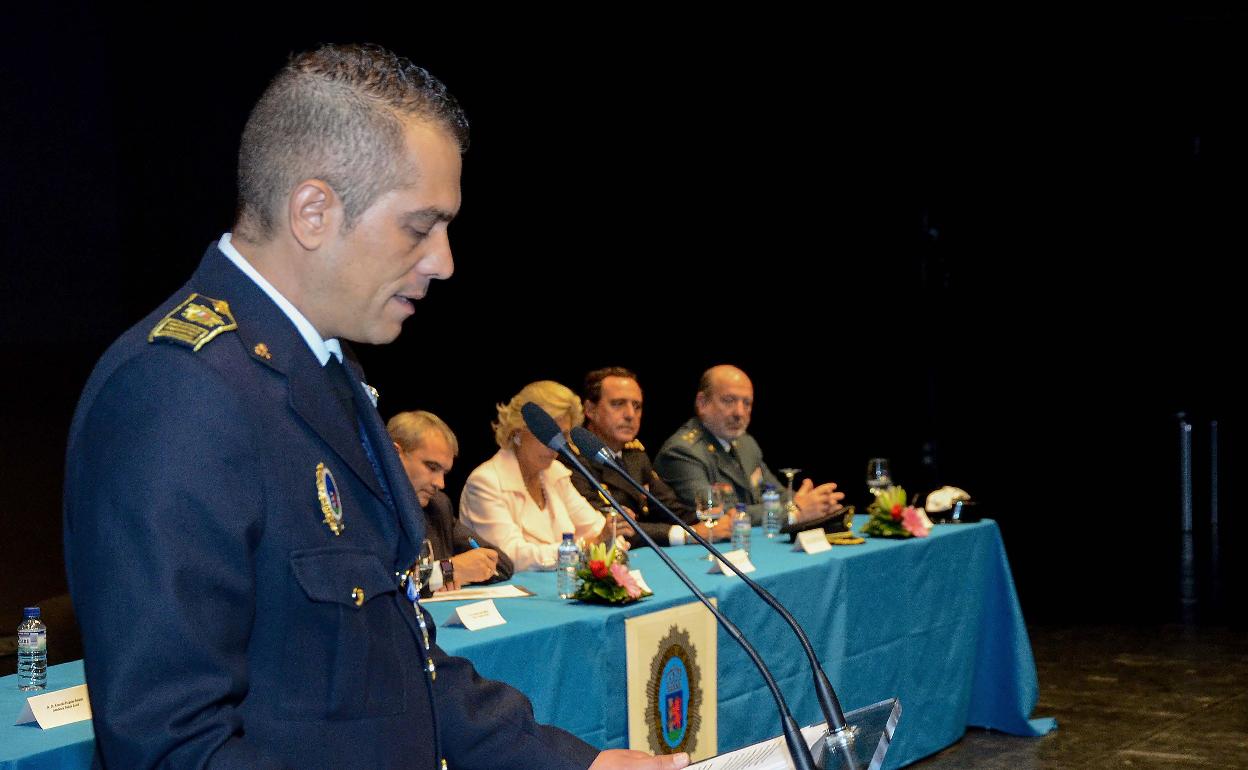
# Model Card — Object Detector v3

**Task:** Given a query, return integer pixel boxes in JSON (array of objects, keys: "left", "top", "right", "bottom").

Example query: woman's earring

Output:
[{"left": 512, "top": 434, "right": 521, "bottom": 446}]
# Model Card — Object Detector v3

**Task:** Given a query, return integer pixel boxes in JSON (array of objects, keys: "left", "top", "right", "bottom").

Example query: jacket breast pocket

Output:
[{"left": 283, "top": 547, "right": 409, "bottom": 719}]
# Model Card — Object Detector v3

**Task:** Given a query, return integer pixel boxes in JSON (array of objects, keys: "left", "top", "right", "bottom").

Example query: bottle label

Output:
[{"left": 18, "top": 629, "right": 46, "bottom": 652}]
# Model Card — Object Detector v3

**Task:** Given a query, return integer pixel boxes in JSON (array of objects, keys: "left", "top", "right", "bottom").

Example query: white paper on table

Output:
[
  {"left": 793, "top": 528, "right": 831, "bottom": 554},
  {"left": 442, "top": 599, "right": 507, "bottom": 631},
  {"left": 421, "top": 584, "right": 535, "bottom": 603},
  {"left": 687, "top": 722, "right": 828, "bottom": 769},
  {"left": 14, "top": 684, "right": 93, "bottom": 729},
  {"left": 708, "top": 548, "right": 756, "bottom": 576},
  {"left": 628, "top": 569, "right": 653, "bottom": 595}
]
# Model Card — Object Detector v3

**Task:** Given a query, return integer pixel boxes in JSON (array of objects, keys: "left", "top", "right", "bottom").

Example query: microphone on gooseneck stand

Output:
[
  {"left": 519, "top": 403, "right": 818, "bottom": 770},
  {"left": 570, "top": 426, "right": 863, "bottom": 769}
]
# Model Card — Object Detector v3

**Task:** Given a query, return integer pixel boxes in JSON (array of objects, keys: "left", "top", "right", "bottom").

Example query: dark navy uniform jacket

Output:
[
  {"left": 562, "top": 444, "right": 697, "bottom": 547},
  {"left": 63, "top": 245, "right": 597, "bottom": 769}
]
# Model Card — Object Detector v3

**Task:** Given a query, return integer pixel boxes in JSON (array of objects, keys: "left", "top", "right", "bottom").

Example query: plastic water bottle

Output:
[
  {"left": 762, "top": 484, "right": 782, "bottom": 538},
  {"left": 17, "top": 607, "right": 47, "bottom": 691},
  {"left": 730, "top": 503, "right": 752, "bottom": 555},
  {"left": 556, "top": 533, "right": 580, "bottom": 598}
]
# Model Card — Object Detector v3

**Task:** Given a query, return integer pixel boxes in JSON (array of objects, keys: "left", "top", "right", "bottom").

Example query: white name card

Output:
[
  {"left": 793, "top": 528, "right": 831, "bottom": 554},
  {"left": 14, "top": 684, "right": 93, "bottom": 729},
  {"left": 443, "top": 599, "right": 507, "bottom": 631},
  {"left": 628, "top": 569, "right": 653, "bottom": 595},
  {"left": 708, "top": 548, "right": 756, "bottom": 576}
]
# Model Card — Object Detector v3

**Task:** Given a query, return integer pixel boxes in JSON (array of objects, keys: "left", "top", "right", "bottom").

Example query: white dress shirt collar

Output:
[{"left": 217, "top": 233, "right": 343, "bottom": 365}]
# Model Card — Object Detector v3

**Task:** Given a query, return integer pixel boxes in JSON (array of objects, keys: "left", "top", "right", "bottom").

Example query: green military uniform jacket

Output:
[{"left": 653, "top": 417, "right": 784, "bottom": 525}]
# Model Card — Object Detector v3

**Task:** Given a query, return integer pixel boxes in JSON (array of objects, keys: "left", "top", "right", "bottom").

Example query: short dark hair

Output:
[
  {"left": 582, "top": 367, "right": 639, "bottom": 403},
  {"left": 236, "top": 43, "right": 469, "bottom": 238},
  {"left": 697, "top": 367, "right": 721, "bottom": 399}
]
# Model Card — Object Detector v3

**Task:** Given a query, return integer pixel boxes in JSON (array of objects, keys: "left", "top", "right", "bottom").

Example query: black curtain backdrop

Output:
[{"left": 2, "top": 9, "right": 1241, "bottom": 629}]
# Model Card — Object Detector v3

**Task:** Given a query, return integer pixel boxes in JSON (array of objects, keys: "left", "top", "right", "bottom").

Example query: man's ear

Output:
[
  {"left": 694, "top": 392, "right": 708, "bottom": 414},
  {"left": 583, "top": 399, "right": 597, "bottom": 423},
  {"left": 288, "top": 179, "right": 337, "bottom": 250}
]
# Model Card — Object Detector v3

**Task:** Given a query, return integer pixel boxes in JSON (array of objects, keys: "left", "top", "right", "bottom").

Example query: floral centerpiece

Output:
[
  {"left": 573, "top": 542, "right": 652, "bottom": 604},
  {"left": 862, "top": 485, "right": 934, "bottom": 538}
]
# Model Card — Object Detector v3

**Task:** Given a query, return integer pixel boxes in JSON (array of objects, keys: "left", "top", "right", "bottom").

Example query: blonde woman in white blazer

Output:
[{"left": 460, "top": 380, "right": 633, "bottom": 572}]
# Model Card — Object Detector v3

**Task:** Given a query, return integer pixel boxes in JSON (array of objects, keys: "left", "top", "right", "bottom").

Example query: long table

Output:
[
  {"left": 428, "top": 518, "right": 1054, "bottom": 767},
  {"left": 1, "top": 519, "right": 1053, "bottom": 769}
]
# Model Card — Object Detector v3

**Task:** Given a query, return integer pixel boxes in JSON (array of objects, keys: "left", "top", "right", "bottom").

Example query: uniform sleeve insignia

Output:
[
  {"left": 148, "top": 293, "right": 238, "bottom": 351},
  {"left": 624, "top": 439, "right": 646, "bottom": 452}
]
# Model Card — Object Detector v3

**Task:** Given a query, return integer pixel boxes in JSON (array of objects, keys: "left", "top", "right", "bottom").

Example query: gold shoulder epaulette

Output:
[
  {"left": 624, "top": 439, "right": 645, "bottom": 452},
  {"left": 148, "top": 293, "right": 237, "bottom": 351},
  {"left": 681, "top": 429, "right": 698, "bottom": 443}
]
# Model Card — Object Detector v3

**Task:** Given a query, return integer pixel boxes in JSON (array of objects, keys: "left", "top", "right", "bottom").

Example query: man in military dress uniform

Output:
[
  {"left": 654, "top": 365, "right": 844, "bottom": 525},
  {"left": 63, "top": 44, "right": 685, "bottom": 770},
  {"left": 566, "top": 368, "right": 731, "bottom": 547}
]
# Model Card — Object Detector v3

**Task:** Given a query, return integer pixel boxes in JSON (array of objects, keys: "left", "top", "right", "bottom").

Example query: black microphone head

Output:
[
  {"left": 520, "top": 402, "right": 564, "bottom": 449},
  {"left": 570, "top": 427, "right": 612, "bottom": 464}
]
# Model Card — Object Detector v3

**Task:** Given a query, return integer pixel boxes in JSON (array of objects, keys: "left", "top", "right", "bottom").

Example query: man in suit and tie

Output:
[
  {"left": 388, "top": 409, "right": 514, "bottom": 588},
  {"left": 654, "top": 365, "right": 845, "bottom": 525},
  {"left": 566, "top": 367, "right": 731, "bottom": 547},
  {"left": 63, "top": 42, "right": 686, "bottom": 770}
]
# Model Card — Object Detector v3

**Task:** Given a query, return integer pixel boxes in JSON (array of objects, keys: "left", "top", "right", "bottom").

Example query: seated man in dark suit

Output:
[
  {"left": 388, "top": 410, "right": 514, "bottom": 588},
  {"left": 655, "top": 364, "right": 844, "bottom": 525},
  {"left": 565, "top": 367, "right": 732, "bottom": 547}
]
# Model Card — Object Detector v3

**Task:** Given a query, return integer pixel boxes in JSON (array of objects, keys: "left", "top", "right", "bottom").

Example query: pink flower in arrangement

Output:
[
  {"left": 610, "top": 563, "right": 642, "bottom": 599},
  {"left": 901, "top": 506, "right": 934, "bottom": 537},
  {"left": 589, "top": 560, "right": 609, "bottom": 579}
]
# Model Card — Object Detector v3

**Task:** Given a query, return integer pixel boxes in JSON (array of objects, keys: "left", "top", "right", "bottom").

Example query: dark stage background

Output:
[{"left": 1, "top": 11, "right": 1240, "bottom": 635}]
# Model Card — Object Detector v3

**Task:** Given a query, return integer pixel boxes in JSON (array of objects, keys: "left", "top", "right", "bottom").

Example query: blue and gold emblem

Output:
[
  {"left": 315, "top": 462, "right": 344, "bottom": 536},
  {"left": 646, "top": 626, "right": 703, "bottom": 755}
]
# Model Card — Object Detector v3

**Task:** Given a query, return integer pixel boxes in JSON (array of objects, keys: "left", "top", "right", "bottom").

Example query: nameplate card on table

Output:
[
  {"left": 629, "top": 570, "right": 653, "bottom": 595},
  {"left": 793, "top": 528, "right": 831, "bottom": 554},
  {"left": 421, "top": 584, "right": 535, "bottom": 603},
  {"left": 708, "top": 549, "right": 756, "bottom": 576},
  {"left": 14, "top": 684, "right": 93, "bottom": 729},
  {"left": 442, "top": 599, "right": 507, "bottom": 631}
]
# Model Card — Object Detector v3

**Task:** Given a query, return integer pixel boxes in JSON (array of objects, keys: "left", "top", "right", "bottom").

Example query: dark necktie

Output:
[
  {"left": 325, "top": 355, "right": 394, "bottom": 508},
  {"left": 324, "top": 355, "right": 357, "bottom": 428}
]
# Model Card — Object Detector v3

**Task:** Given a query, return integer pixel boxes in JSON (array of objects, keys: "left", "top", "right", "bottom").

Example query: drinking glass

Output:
[
  {"left": 779, "top": 467, "right": 801, "bottom": 523},
  {"left": 416, "top": 538, "right": 436, "bottom": 593},
  {"left": 695, "top": 484, "right": 725, "bottom": 559},
  {"left": 866, "top": 458, "right": 892, "bottom": 496}
]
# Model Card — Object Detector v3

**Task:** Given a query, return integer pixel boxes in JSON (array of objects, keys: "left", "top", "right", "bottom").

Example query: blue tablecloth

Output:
[
  {"left": 1, "top": 519, "right": 1053, "bottom": 769},
  {"left": 425, "top": 518, "right": 1054, "bottom": 768},
  {"left": 1, "top": 660, "right": 95, "bottom": 770}
]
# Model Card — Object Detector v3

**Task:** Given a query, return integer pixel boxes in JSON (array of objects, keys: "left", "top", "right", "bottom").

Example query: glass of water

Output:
[
  {"left": 416, "top": 538, "right": 436, "bottom": 593},
  {"left": 695, "top": 484, "right": 724, "bottom": 558},
  {"left": 866, "top": 458, "right": 892, "bottom": 496}
]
